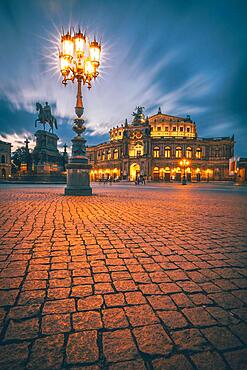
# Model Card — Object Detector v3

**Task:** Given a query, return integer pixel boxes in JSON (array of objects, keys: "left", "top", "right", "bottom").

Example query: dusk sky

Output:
[{"left": 0, "top": 0, "right": 246, "bottom": 155}]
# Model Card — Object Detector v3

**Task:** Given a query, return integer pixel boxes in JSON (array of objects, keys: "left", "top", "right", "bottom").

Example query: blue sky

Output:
[{"left": 0, "top": 0, "right": 246, "bottom": 155}]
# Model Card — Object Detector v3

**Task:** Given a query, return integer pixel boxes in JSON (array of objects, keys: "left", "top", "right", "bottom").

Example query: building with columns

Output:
[
  {"left": 87, "top": 107, "right": 235, "bottom": 182},
  {"left": 0, "top": 140, "right": 11, "bottom": 179}
]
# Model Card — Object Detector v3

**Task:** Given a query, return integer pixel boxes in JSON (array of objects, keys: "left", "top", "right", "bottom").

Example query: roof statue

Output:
[
  {"left": 35, "top": 102, "right": 58, "bottom": 133},
  {"left": 158, "top": 107, "right": 162, "bottom": 114},
  {"left": 132, "top": 106, "right": 145, "bottom": 125}
]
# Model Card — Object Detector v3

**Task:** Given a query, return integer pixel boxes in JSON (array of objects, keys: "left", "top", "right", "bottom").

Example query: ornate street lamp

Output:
[
  {"left": 58, "top": 29, "right": 101, "bottom": 195},
  {"left": 179, "top": 158, "right": 190, "bottom": 185}
]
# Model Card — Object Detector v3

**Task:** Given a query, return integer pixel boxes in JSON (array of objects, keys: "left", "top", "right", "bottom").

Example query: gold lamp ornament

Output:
[{"left": 58, "top": 28, "right": 102, "bottom": 196}]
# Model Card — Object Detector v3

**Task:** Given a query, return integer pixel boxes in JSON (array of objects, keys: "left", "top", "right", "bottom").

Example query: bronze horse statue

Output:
[{"left": 35, "top": 102, "right": 58, "bottom": 133}]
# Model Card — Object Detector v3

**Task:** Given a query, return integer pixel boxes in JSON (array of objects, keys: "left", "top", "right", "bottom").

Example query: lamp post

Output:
[
  {"left": 58, "top": 29, "right": 101, "bottom": 195},
  {"left": 179, "top": 158, "right": 190, "bottom": 185}
]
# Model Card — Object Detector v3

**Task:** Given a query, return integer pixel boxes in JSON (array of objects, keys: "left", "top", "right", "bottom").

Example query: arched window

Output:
[
  {"left": 102, "top": 151, "right": 105, "bottom": 161},
  {"left": 113, "top": 149, "right": 118, "bottom": 159},
  {"left": 1, "top": 155, "right": 5, "bottom": 164},
  {"left": 164, "top": 146, "right": 171, "bottom": 158},
  {"left": 176, "top": 147, "right": 182, "bottom": 158},
  {"left": 186, "top": 147, "right": 192, "bottom": 159},
  {"left": 153, "top": 146, "right": 160, "bottom": 158},
  {"left": 196, "top": 147, "right": 202, "bottom": 159},
  {"left": 107, "top": 150, "right": 111, "bottom": 160}
]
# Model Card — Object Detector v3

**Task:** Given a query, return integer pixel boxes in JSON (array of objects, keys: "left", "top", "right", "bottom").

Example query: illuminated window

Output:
[
  {"left": 176, "top": 146, "right": 182, "bottom": 158},
  {"left": 157, "top": 126, "right": 161, "bottom": 131},
  {"left": 102, "top": 151, "right": 105, "bottom": 161},
  {"left": 180, "top": 127, "right": 184, "bottom": 132},
  {"left": 214, "top": 148, "right": 220, "bottom": 158},
  {"left": 136, "top": 150, "right": 141, "bottom": 157},
  {"left": 151, "top": 126, "right": 153, "bottom": 131},
  {"left": 165, "top": 126, "right": 169, "bottom": 131},
  {"left": 153, "top": 146, "right": 160, "bottom": 158},
  {"left": 107, "top": 150, "right": 111, "bottom": 160},
  {"left": 196, "top": 148, "right": 202, "bottom": 159},
  {"left": 186, "top": 147, "right": 192, "bottom": 158},
  {"left": 113, "top": 149, "right": 118, "bottom": 159},
  {"left": 172, "top": 126, "right": 177, "bottom": 132},
  {"left": 164, "top": 146, "right": 171, "bottom": 158}
]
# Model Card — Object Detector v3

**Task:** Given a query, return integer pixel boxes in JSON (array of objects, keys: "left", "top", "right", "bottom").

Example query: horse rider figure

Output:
[{"left": 35, "top": 102, "right": 58, "bottom": 133}]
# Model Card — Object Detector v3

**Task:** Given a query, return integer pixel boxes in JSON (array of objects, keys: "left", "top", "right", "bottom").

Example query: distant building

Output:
[
  {"left": 229, "top": 157, "right": 247, "bottom": 183},
  {"left": 87, "top": 107, "right": 235, "bottom": 182},
  {"left": 0, "top": 140, "right": 11, "bottom": 179}
]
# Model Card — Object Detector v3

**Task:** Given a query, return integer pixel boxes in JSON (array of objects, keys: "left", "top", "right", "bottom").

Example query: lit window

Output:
[
  {"left": 186, "top": 147, "right": 192, "bottom": 158},
  {"left": 165, "top": 126, "right": 169, "bottom": 131},
  {"left": 196, "top": 148, "right": 202, "bottom": 159},
  {"left": 180, "top": 127, "right": 184, "bottom": 132},
  {"left": 153, "top": 146, "right": 160, "bottom": 158},
  {"left": 102, "top": 151, "right": 105, "bottom": 161},
  {"left": 173, "top": 126, "right": 177, "bottom": 132},
  {"left": 151, "top": 126, "right": 153, "bottom": 131},
  {"left": 176, "top": 147, "right": 182, "bottom": 158},
  {"left": 157, "top": 126, "right": 161, "bottom": 132},
  {"left": 113, "top": 149, "right": 118, "bottom": 159},
  {"left": 136, "top": 150, "right": 141, "bottom": 157},
  {"left": 107, "top": 150, "right": 111, "bottom": 160},
  {"left": 164, "top": 146, "right": 171, "bottom": 158}
]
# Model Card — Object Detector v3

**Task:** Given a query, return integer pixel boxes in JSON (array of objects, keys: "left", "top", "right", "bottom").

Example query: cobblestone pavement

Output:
[{"left": 0, "top": 184, "right": 247, "bottom": 370}]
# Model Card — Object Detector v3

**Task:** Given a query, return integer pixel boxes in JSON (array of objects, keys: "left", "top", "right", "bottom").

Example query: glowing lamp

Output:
[
  {"left": 84, "top": 58, "right": 94, "bottom": 75},
  {"left": 90, "top": 39, "right": 101, "bottom": 67},
  {"left": 74, "top": 31, "right": 85, "bottom": 56},
  {"left": 59, "top": 54, "right": 70, "bottom": 76},
  {"left": 61, "top": 33, "right": 74, "bottom": 58}
]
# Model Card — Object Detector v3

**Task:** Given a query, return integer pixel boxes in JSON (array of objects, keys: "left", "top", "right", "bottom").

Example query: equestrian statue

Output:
[{"left": 35, "top": 102, "right": 58, "bottom": 133}]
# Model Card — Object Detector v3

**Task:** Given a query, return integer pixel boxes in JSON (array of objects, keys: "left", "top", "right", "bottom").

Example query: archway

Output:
[
  {"left": 130, "top": 163, "right": 140, "bottom": 181},
  {"left": 1, "top": 169, "right": 6, "bottom": 179}
]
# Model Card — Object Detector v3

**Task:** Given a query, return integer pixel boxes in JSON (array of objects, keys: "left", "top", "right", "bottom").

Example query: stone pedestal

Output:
[
  {"left": 64, "top": 130, "right": 92, "bottom": 196},
  {"left": 32, "top": 130, "right": 63, "bottom": 174}
]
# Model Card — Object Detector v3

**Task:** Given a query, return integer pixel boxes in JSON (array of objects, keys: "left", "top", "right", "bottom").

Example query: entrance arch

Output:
[
  {"left": 130, "top": 163, "right": 140, "bottom": 181},
  {"left": 1, "top": 169, "right": 6, "bottom": 179}
]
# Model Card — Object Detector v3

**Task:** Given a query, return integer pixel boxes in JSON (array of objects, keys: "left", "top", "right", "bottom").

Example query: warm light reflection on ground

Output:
[{"left": 0, "top": 183, "right": 246, "bottom": 369}]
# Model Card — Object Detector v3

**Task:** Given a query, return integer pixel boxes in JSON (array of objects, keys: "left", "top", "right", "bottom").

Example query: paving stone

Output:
[
  {"left": 224, "top": 348, "right": 247, "bottom": 370},
  {"left": 0, "top": 342, "right": 29, "bottom": 369},
  {"left": 103, "top": 307, "right": 129, "bottom": 329},
  {"left": 77, "top": 295, "right": 103, "bottom": 311},
  {"left": 5, "top": 317, "right": 39, "bottom": 340},
  {"left": 133, "top": 324, "right": 173, "bottom": 355},
  {"left": 27, "top": 334, "right": 64, "bottom": 369},
  {"left": 182, "top": 307, "right": 217, "bottom": 327},
  {"left": 66, "top": 331, "right": 99, "bottom": 364},
  {"left": 124, "top": 304, "right": 159, "bottom": 327},
  {"left": 109, "top": 359, "right": 146, "bottom": 369},
  {"left": 42, "top": 313, "right": 71, "bottom": 334},
  {"left": 191, "top": 351, "right": 227, "bottom": 370},
  {"left": 172, "top": 328, "right": 209, "bottom": 352},
  {"left": 152, "top": 354, "right": 193, "bottom": 370},
  {"left": 158, "top": 310, "right": 189, "bottom": 329},
  {"left": 202, "top": 326, "right": 242, "bottom": 350},
  {"left": 73, "top": 310, "right": 103, "bottom": 331},
  {"left": 103, "top": 329, "right": 139, "bottom": 362}
]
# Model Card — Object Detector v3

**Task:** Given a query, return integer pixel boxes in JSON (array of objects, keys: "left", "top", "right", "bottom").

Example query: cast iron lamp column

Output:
[
  {"left": 58, "top": 29, "right": 101, "bottom": 195},
  {"left": 179, "top": 158, "right": 190, "bottom": 185}
]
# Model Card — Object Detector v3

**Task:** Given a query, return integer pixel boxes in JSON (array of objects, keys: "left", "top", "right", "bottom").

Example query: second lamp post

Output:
[{"left": 180, "top": 158, "right": 190, "bottom": 185}]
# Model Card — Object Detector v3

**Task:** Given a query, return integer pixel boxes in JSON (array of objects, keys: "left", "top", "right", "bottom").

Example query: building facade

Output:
[
  {"left": 0, "top": 140, "right": 11, "bottom": 179},
  {"left": 87, "top": 107, "right": 235, "bottom": 182}
]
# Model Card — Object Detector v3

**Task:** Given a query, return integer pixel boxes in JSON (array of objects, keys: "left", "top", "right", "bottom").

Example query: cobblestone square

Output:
[{"left": 0, "top": 183, "right": 247, "bottom": 369}]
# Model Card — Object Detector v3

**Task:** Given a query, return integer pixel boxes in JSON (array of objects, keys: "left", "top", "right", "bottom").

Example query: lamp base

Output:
[{"left": 64, "top": 155, "right": 92, "bottom": 196}]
